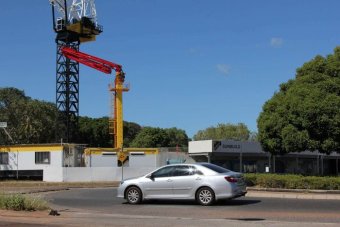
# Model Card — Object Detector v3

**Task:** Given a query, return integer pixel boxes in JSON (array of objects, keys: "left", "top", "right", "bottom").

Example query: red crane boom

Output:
[
  {"left": 61, "top": 46, "right": 123, "bottom": 74},
  {"left": 61, "top": 46, "right": 129, "bottom": 149}
]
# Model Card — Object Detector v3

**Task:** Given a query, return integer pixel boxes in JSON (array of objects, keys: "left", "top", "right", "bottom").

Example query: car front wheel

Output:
[
  {"left": 125, "top": 186, "right": 142, "bottom": 204},
  {"left": 196, "top": 187, "right": 215, "bottom": 206}
]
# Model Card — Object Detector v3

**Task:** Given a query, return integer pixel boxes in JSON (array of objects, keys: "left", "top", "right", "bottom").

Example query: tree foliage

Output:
[
  {"left": 123, "top": 122, "right": 142, "bottom": 147},
  {"left": 78, "top": 116, "right": 112, "bottom": 147},
  {"left": 257, "top": 47, "right": 340, "bottom": 155},
  {"left": 129, "top": 127, "right": 188, "bottom": 148},
  {"left": 78, "top": 118, "right": 142, "bottom": 147},
  {"left": 0, "top": 87, "right": 57, "bottom": 144},
  {"left": 164, "top": 127, "right": 188, "bottom": 147},
  {"left": 0, "top": 87, "right": 189, "bottom": 148},
  {"left": 193, "top": 123, "right": 250, "bottom": 141}
]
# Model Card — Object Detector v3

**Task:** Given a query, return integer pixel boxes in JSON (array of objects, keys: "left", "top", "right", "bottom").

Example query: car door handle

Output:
[
  {"left": 195, "top": 177, "right": 201, "bottom": 180},
  {"left": 167, "top": 179, "right": 172, "bottom": 182}
]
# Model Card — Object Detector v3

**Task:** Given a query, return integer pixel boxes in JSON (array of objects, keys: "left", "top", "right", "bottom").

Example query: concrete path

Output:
[{"left": 247, "top": 189, "right": 340, "bottom": 200}]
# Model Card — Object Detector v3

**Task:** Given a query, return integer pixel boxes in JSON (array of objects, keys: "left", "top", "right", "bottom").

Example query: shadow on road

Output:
[
  {"left": 219, "top": 199, "right": 261, "bottom": 206},
  {"left": 226, "top": 218, "right": 266, "bottom": 222},
  {"left": 122, "top": 198, "right": 261, "bottom": 206}
]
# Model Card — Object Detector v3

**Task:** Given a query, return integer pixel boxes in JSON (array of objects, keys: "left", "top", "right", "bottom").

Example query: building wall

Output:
[
  {"left": 188, "top": 140, "right": 212, "bottom": 154},
  {"left": 1, "top": 145, "right": 196, "bottom": 181},
  {"left": 86, "top": 153, "right": 118, "bottom": 167},
  {"left": 58, "top": 167, "right": 156, "bottom": 182},
  {"left": 189, "top": 140, "right": 340, "bottom": 176},
  {"left": 129, "top": 154, "right": 157, "bottom": 167},
  {"left": 44, "top": 167, "right": 63, "bottom": 182},
  {"left": 0, "top": 145, "right": 64, "bottom": 171},
  {"left": 84, "top": 147, "right": 160, "bottom": 168}
]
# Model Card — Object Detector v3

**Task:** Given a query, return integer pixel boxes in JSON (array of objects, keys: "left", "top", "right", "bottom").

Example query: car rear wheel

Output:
[
  {"left": 126, "top": 186, "right": 142, "bottom": 204},
  {"left": 196, "top": 187, "right": 215, "bottom": 206}
]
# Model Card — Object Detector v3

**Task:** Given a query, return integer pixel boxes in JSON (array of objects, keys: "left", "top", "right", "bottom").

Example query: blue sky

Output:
[{"left": 1, "top": 0, "right": 340, "bottom": 138}]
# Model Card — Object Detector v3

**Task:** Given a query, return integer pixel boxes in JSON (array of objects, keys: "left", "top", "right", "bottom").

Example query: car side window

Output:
[
  {"left": 172, "top": 166, "right": 192, "bottom": 177},
  {"left": 195, "top": 169, "right": 204, "bottom": 175},
  {"left": 152, "top": 166, "right": 174, "bottom": 178},
  {"left": 191, "top": 166, "right": 204, "bottom": 175}
]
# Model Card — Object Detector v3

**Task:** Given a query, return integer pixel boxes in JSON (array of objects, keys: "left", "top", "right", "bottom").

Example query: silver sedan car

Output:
[{"left": 117, "top": 163, "right": 247, "bottom": 206}]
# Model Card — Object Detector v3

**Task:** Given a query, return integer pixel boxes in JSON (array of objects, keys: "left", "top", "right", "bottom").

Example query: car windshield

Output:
[{"left": 199, "top": 163, "right": 231, "bottom": 173}]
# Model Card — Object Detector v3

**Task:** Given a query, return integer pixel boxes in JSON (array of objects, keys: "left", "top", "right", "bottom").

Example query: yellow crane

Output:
[
  {"left": 61, "top": 46, "right": 129, "bottom": 149},
  {"left": 109, "top": 72, "right": 130, "bottom": 149}
]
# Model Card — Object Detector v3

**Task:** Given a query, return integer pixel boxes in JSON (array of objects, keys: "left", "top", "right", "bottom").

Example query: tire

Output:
[
  {"left": 125, "top": 186, "right": 142, "bottom": 204},
  {"left": 196, "top": 187, "right": 215, "bottom": 206}
]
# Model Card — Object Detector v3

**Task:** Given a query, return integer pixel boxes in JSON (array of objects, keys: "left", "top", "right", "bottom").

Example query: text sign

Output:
[
  {"left": 117, "top": 151, "right": 127, "bottom": 163},
  {"left": 0, "top": 122, "right": 7, "bottom": 128}
]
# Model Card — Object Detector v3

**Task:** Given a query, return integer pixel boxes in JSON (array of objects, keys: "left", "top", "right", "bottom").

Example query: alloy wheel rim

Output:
[
  {"left": 128, "top": 189, "right": 139, "bottom": 203},
  {"left": 199, "top": 190, "right": 212, "bottom": 204}
]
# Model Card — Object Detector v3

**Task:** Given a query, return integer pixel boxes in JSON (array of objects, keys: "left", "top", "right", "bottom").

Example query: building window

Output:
[
  {"left": 35, "top": 152, "right": 50, "bottom": 164},
  {"left": 0, "top": 152, "right": 9, "bottom": 165}
]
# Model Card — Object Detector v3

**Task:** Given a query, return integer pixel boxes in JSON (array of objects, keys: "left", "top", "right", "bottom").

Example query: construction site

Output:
[
  {"left": 0, "top": 0, "right": 192, "bottom": 182},
  {"left": 1, "top": 1, "right": 339, "bottom": 181}
]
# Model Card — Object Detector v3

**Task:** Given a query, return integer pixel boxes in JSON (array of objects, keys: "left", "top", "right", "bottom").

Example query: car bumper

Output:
[
  {"left": 231, "top": 191, "right": 247, "bottom": 199},
  {"left": 116, "top": 186, "right": 125, "bottom": 198},
  {"left": 215, "top": 184, "right": 247, "bottom": 200}
]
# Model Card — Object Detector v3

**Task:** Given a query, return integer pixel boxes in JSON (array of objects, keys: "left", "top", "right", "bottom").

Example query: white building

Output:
[
  {"left": 189, "top": 140, "right": 340, "bottom": 176},
  {"left": 0, "top": 144, "right": 162, "bottom": 182}
]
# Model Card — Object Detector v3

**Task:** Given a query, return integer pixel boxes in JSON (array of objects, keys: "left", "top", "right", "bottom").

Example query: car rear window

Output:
[{"left": 199, "top": 163, "right": 230, "bottom": 173}]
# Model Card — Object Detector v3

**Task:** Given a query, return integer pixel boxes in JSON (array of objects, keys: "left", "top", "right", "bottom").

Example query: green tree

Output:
[
  {"left": 129, "top": 126, "right": 189, "bottom": 148},
  {"left": 0, "top": 87, "right": 57, "bottom": 144},
  {"left": 193, "top": 123, "right": 250, "bottom": 141},
  {"left": 257, "top": 47, "right": 340, "bottom": 155},
  {"left": 164, "top": 127, "right": 188, "bottom": 147},
  {"left": 123, "top": 121, "right": 142, "bottom": 147},
  {"left": 78, "top": 116, "right": 112, "bottom": 147},
  {"left": 78, "top": 117, "right": 142, "bottom": 147},
  {"left": 20, "top": 100, "right": 58, "bottom": 143},
  {"left": 130, "top": 127, "right": 170, "bottom": 148}
]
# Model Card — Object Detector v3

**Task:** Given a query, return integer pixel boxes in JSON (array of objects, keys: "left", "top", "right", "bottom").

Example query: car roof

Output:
[{"left": 163, "top": 163, "right": 209, "bottom": 167}]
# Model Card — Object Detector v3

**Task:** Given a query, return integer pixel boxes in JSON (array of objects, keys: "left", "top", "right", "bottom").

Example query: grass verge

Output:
[{"left": 0, "top": 193, "right": 49, "bottom": 211}]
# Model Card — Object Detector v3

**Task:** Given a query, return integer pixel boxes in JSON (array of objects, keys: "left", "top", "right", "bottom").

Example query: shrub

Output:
[
  {"left": 24, "top": 196, "right": 49, "bottom": 211},
  {"left": 244, "top": 173, "right": 340, "bottom": 190},
  {"left": 3, "top": 194, "right": 25, "bottom": 211},
  {"left": 0, "top": 194, "right": 49, "bottom": 211}
]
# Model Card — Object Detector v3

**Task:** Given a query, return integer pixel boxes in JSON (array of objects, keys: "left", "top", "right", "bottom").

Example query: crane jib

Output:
[{"left": 61, "top": 46, "right": 123, "bottom": 74}]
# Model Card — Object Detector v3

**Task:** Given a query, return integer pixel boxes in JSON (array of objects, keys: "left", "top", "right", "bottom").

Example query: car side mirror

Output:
[{"left": 147, "top": 174, "right": 155, "bottom": 181}]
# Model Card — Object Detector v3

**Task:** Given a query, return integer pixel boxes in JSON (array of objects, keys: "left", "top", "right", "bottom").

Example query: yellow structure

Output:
[
  {"left": 109, "top": 71, "right": 129, "bottom": 149},
  {"left": 84, "top": 147, "right": 159, "bottom": 166},
  {"left": 66, "top": 18, "right": 101, "bottom": 43},
  {"left": 0, "top": 144, "right": 63, "bottom": 152},
  {"left": 84, "top": 147, "right": 159, "bottom": 156}
]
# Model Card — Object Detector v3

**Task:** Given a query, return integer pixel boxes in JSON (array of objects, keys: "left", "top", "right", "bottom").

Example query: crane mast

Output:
[
  {"left": 50, "top": 0, "right": 102, "bottom": 142},
  {"left": 50, "top": 0, "right": 127, "bottom": 149}
]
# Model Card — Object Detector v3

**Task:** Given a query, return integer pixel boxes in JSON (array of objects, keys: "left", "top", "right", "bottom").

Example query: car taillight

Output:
[{"left": 225, "top": 176, "right": 238, "bottom": 183}]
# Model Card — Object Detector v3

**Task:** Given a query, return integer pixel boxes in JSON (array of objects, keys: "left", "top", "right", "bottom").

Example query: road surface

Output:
[{"left": 42, "top": 188, "right": 340, "bottom": 225}]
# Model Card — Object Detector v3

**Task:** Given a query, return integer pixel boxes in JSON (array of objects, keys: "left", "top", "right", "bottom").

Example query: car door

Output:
[
  {"left": 142, "top": 166, "right": 175, "bottom": 199},
  {"left": 171, "top": 165, "right": 202, "bottom": 198}
]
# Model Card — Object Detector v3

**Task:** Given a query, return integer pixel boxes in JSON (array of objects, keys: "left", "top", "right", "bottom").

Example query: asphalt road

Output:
[{"left": 43, "top": 188, "right": 340, "bottom": 225}]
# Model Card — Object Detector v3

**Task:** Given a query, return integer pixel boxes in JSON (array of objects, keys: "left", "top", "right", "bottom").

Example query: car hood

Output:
[{"left": 122, "top": 176, "right": 139, "bottom": 182}]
